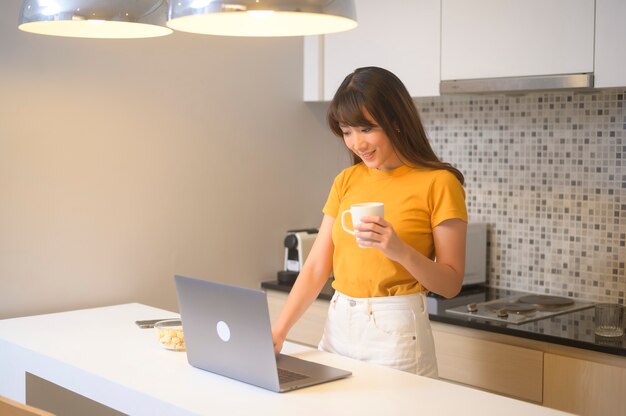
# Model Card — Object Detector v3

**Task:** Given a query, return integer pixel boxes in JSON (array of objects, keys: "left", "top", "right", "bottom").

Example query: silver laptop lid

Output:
[{"left": 174, "top": 275, "right": 280, "bottom": 391}]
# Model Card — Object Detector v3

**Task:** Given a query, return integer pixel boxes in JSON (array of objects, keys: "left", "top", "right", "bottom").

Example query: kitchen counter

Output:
[
  {"left": 0, "top": 303, "right": 571, "bottom": 416},
  {"left": 262, "top": 278, "right": 336, "bottom": 301},
  {"left": 261, "top": 280, "right": 626, "bottom": 357}
]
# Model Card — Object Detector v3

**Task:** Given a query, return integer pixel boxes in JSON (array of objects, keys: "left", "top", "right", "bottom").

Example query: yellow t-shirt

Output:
[{"left": 323, "top": 163, "right": 467, "bottom": 298}]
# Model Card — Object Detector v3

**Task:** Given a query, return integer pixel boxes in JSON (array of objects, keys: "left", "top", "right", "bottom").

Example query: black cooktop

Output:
[{"left": 427, "top": 285, "right": 625, "bottom": 357}]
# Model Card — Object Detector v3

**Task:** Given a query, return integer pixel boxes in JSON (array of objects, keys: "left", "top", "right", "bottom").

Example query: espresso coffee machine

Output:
[{"left": 277, "top": 229, "right": 318, "bottom": 284}]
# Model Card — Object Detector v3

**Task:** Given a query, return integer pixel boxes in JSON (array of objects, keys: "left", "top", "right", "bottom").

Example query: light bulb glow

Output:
[
  {"left": 19, "top": 20, "right": 172, "bottom": 38},
  {"left": 168, "top": 12, "right": 357, "bottom": 37},
  {"left": 167, "top": 0, "right": 357, "bottom": 37},
  {"left": 246, "top": 10, "right": 275, "bottom": 18},
  {"left": 19, "top": 0, "right": 173, "bottom": 39},
  {"left": 189, "top": 0, "right": 212, "bottom": 9}
]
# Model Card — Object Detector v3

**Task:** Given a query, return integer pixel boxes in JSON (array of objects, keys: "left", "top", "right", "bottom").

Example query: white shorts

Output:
[{"left": 318, "top": 290, "right": 438, "bottom": 377}]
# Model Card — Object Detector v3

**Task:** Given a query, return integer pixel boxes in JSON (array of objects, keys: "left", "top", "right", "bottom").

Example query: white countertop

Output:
[{"left": 0, "top": 303, "right": 571, "bottom": 416}]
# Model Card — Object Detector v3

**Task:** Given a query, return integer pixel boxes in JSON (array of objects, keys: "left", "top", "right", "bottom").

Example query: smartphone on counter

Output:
[{"left": 135, "top": 319, "right": 171, "bottom": 328}]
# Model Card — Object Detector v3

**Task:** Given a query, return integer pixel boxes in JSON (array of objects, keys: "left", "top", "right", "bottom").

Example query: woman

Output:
[{"left": 272, "top": 67, "right": 467, "bottom": 377}]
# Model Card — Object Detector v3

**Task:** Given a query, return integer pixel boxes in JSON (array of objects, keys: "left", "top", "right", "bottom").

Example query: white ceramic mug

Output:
[{"left": 341, "top": 202, "right": 384, "bottom": 241}]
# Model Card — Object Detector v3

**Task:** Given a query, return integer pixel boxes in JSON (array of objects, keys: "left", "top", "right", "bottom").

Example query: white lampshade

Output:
[
  {"left": 167, "top": 0, "right": 357, "bottom": 37},
  {"left": 18, "top": 0, "right": 173, "bottom": 39}
]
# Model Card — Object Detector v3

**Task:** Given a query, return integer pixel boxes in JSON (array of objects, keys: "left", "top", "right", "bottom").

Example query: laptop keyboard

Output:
[{"left": 278, "top": 367, "right": 309, "bottom": 384}]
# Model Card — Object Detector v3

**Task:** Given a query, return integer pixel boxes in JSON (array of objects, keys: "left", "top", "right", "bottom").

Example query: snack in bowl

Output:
[{"left": 155, "top": 319, "right": 185, "bottom": 351}]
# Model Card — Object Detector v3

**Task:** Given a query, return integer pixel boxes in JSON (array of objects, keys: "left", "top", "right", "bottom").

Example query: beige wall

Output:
[{"left": 0, "top": 1, "right": 348, "bottom": 319}]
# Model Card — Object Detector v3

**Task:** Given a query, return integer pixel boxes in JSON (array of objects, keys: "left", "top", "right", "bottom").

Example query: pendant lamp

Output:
[
  {"left": 167, "top": 0, "right": 357, "bottom": 37},
  {"left": 18, "top": 0, "right": 173, "bottom": 38}
]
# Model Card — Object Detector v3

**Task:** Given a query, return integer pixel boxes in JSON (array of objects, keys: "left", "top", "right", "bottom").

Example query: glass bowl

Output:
[{"left": 155, "top": 319, "right": 186, "bottom": 351}]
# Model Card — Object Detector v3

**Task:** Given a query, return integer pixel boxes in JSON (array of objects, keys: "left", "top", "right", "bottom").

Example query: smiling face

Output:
[
  {"left": 327, "top": 67, "right": 464, "bottom": 183},
  {"left": 339, "top": 112, "right": 403, "bottom": 171}
]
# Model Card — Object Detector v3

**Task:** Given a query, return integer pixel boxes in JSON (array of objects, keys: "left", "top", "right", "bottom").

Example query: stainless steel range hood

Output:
[{"left": 440, "top": 73, "right": 594, "bottom": 95}]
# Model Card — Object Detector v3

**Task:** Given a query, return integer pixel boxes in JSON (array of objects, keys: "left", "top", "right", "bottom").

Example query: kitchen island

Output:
[{"left": 0, "top": 303, "right": 571, "bottom": 416}]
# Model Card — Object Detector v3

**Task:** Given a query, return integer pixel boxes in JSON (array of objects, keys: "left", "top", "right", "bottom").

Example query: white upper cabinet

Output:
[
  {"left": 440, "top": 0, "right": 595, "bottom": 80},
  {"left": 303, "top": 0, "right": 440, "bottom": 101},
  {"left": 594, "top": 0, "right": 626, "bottom": 88},
  {"left": 304, "top": 0, "right": 626, "bottom": 100}
]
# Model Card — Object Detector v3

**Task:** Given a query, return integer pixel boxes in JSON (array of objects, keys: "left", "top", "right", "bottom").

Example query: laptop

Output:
[{"left": 174, "top": 275, "right": 351, "bottom": 393}]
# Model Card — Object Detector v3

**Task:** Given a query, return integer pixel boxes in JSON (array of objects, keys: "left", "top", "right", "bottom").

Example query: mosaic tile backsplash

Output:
[{"left": 416, "top": 89, "right": 625, "bottom": 305}]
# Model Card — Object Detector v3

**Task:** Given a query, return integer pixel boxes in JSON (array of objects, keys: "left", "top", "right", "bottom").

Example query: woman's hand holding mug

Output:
[
  {"left": 341, "top": 202, "right": 407, "bottom": 261},
  {"left": 341, "top": 203, "right": 384, "bottom": 248}
]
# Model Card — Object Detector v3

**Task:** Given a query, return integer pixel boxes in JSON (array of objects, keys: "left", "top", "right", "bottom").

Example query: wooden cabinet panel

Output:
[
  {"left": 266, "top": 290, "right": 327, "bottom": 347},
  {"left": 433, "top": 330, "right": 543, "bottom": 403},
  {"left": 544, "top": 353, "right": 626, "bottom": 416}
]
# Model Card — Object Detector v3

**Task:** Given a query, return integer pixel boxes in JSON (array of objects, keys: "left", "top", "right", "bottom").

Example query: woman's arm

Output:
[
  {"left": 355, "top": 217, "right": 467, "bottom": 298},
  {"left": 271, "top": 214, "right": 335, "bottom": 353}
]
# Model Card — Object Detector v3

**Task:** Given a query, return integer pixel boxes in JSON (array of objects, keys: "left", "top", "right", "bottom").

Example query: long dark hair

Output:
[{"left": 327, "top": 66, "right": 464, "bottom": 185}]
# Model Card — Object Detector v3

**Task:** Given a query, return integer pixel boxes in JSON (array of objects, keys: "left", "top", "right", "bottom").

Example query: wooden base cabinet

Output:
[
  {"left": 544, "top": 353, "right": 626, "bottom": 416},
  {"left": 432, "top": 329, "right": 543, "bottom": 403},
  {"left": 432, "top": 322, "right": 626, "bottom": 415}
]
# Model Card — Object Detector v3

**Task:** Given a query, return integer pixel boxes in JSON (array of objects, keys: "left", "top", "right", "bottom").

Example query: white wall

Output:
[{"left": 0, "top": 1, "right": 349, "bottom": 319}]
